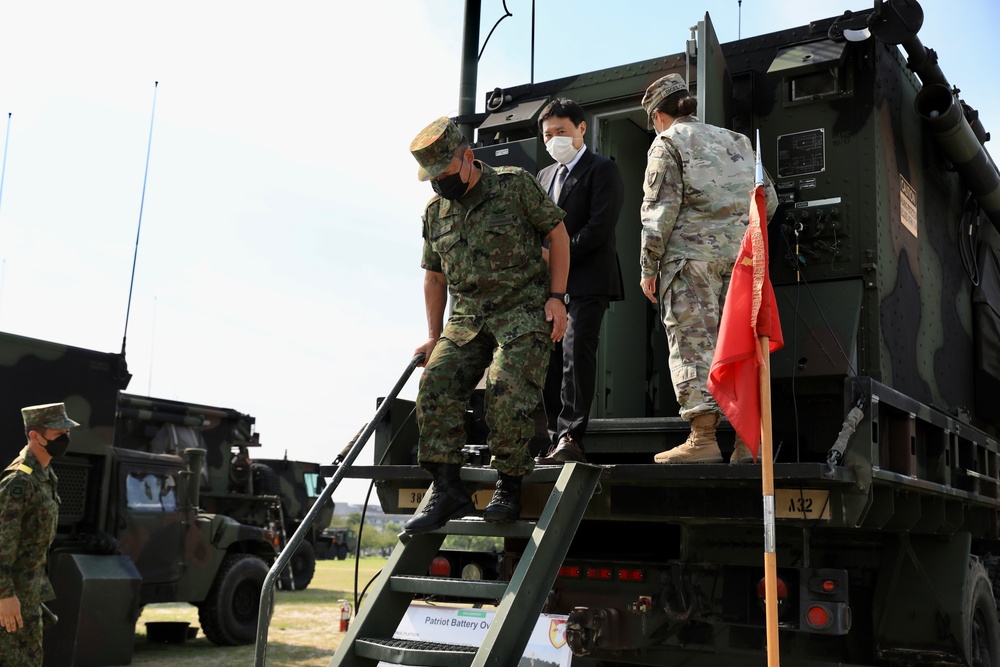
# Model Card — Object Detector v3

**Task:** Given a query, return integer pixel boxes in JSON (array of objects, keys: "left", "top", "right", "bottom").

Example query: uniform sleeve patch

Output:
[{"left": 9, "top": 479, "right": 25, "bottom": 500}]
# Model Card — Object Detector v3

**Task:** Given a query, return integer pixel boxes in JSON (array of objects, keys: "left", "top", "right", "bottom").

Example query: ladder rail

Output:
[
  {"left": 329, "top": 462, "right": 602, "bottom": 667},
  {"left": 254, "top": 353, "right": 425, "bottom": 667},
  {"left": 471, "top": 462, "right": 602, "bottom": 667}
]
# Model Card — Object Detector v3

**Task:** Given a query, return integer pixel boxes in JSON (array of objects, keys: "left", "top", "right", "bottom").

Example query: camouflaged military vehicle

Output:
[
  {"left": 318, "top": 1, "right": 1000, "bottom": 666},
  {"left": 0, "top": 331, "right": 281, "bottom": 666},
  {"left": 316, "top": 526, "right": 357, "bottom": 560},
  {"left": 114, "top": 396, "right": 333, "bottom": 591}
]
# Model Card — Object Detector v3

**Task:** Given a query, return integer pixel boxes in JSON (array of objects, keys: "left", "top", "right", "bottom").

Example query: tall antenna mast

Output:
[
  {"left": 0, "top": 113, "right": 11, "bottom": 217},
  {"left": 0, "top": 113, "right": 11, "bottom": 324},
  {"left": 122, "top": 81, "right": 159, "bottom": 357}
]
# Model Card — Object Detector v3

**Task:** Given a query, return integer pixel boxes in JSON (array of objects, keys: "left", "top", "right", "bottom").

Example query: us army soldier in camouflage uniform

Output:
[
  {"left": 404, "top": 117, "right": 569, "bottom": 533},
  {"left": 0, "top": 403, "right": 78, "bottom": 667},
  {"left": 638, "top": 74, "right": 777, "bottom": 465}
]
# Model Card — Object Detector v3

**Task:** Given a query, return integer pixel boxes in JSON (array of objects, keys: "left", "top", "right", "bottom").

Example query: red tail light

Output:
[
  {"left": 586, "top": 567, "right": 613, "bottom": 580},
  {"left": 558, "top": 565, "right": 582, "bottom": 578},
  {"left": 806, "top": 605, "right": 831, "bottom": 628},
  {"left": 617, "top": 568, "right": 645, "bottom": 582},
  {"left": 429, "top": 556, "right": 451, "bottom": 577}
]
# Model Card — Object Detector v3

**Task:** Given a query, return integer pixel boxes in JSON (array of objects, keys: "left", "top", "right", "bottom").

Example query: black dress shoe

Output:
[{"left": 535, "top": 435, "right": 587, "bottom": 465}]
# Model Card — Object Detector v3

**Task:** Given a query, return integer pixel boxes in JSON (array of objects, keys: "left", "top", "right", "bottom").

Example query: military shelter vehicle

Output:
[
  {"left": 293, "top": 1, "right": 1000, "bottom": 666},
  {"left": 0, "top": 331, "right": 281, "bottom": 666}
]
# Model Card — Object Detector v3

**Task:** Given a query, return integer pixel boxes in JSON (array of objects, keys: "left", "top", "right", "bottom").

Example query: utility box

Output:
[{"left": 44, "top": 553, "right": 143, "bottom": 667}]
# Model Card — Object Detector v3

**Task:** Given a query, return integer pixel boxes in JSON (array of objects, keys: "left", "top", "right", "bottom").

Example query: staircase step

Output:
[
  {"left": 355, "top": 637, "right": 475, "bottom": 667},
  {"left": 399, "top": 517, "right": 536, "bottom": 544},
  {"left": 390, "top": 574, "right": 507, "bottom": 600}
]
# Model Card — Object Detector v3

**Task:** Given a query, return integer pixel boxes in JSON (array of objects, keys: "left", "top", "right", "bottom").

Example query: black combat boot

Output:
[
  {"left": 403, "top": 463, "right": 475, "bottom": 534},
  {"left": 483, "top": 472, "right": 523, "bottom": 523}
]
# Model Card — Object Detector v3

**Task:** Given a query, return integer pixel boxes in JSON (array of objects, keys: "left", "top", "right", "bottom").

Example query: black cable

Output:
[
  {"left": 353, "top": 406, "right": 418, "bottom": 612},
  {"left": 777, "top": 227, "right": 869, "bottom": 464},
  {"left": 958, "top": 191, "right": 981, "bottom": 287},
  {"left": 479, "top": 0, "right": 513, "bottom": 61}
]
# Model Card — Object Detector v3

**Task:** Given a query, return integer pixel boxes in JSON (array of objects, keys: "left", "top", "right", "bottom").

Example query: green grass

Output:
[{"left": 131, "top": 557, "right": 387, "bottom": 667}]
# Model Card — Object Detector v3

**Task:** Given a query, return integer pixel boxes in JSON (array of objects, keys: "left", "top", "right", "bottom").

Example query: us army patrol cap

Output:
[
  {"left": 410, "top": 116, "right": 465, "bottom": 182},
  {"left": 22, "top": 403, "right": 81, "bottom": 430},
  {"left": 642, "top": 73, "right": 689, "bottom": 129}
]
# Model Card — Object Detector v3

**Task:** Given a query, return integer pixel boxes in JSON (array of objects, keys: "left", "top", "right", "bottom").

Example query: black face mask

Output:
[
  {"left": 431, "top": 160, "right": 470, "bottom": 200},
  {"left": 43, "top": 433, "right": 71, "bottom": 458}
]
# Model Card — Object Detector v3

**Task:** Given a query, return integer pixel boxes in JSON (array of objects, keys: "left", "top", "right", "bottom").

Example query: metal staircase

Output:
[{"left": 328, "top": 461, "right": 602, "bottom": 667}]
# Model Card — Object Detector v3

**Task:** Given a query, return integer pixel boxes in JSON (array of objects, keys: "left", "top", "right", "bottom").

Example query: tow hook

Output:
[{"left": 566, "top": 606, "right": 623, "bottom": 655}]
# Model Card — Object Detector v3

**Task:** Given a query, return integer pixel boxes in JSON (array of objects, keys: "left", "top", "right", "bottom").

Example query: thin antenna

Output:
[
  {"left": 738, "top": 0, "right": 743, "bottom": 40},
  {"left": 0, "top": 113, "right": 11, "bottom": 217},
  {"left": 530, "top": 0, "right": 535, "bottom": 85},
  {"left": 0, "top": 113, "right": 11, "bottom": 325},
  {"left": 122, "top": 81, "right": 159, "bottom": 357}
]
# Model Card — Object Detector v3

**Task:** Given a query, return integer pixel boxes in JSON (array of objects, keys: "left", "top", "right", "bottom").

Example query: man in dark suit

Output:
[{"left": 535, "top": 98, "right": 625, "bottom": 464}]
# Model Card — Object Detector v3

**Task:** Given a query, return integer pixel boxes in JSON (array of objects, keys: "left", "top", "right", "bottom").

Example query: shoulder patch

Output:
[{"left": 9, "top": 478, "right": 26, "bottom": 500}]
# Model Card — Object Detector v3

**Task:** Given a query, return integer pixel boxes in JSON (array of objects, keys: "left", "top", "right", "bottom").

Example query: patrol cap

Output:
[
  {"left": 410, "top": 116, "right": 465, "bottom": 182},
  {"left": 641, "top": 73, "right": 689, "bottom": 130},
  {"left": 22, "top": 403, "right": 81, "bottom": 430}
]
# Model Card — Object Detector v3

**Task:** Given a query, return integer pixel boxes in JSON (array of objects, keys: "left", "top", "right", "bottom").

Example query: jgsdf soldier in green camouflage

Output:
[
  {"left": 404, "top": 117, "right": 570, "bottom": 533},
  {"left": 0, "top": 403, "right": 78, "bottom": 666},
  {"left": 638, "top": 74, "right": 777, "bottom": 465}
]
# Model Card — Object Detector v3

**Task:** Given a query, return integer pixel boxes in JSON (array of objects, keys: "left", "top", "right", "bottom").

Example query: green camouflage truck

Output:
[
  {"left": 114, "top": 395, "right": 333, "bottom": 590},
  {"left": 316, "top": 526, "right": 358, "bottom": 561},
  {"left": 330, "top": 2, "right": 1000, "bottom": 666},
  {"left": 0, "top": 331, "right": 282, "bottom": 666}
]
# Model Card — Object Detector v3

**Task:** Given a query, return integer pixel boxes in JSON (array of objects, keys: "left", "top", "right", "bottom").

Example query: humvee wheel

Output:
[
  {"left": 199, "top": 553, "right": 268, "bottom": 645},
  {"left": 338, "top": 544, "right": 349, "bottom": 560},
  {"left": 278, "top": 540, "right": 317, "bottom": 590},
  {"left": 966, "top": 559, "right": 1000, "bottom": 667}
]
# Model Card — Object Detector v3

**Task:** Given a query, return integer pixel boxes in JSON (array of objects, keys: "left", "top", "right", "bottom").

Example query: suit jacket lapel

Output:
[
  {"left": 538, "top": 164, "right": 557, "bottom": 199},
  {"left": 558, "top": 150, "right": 594, "bottom": 204}
]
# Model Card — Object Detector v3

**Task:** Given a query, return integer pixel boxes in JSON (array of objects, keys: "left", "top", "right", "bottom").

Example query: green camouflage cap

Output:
[
  {"left": 22, "top": 403, "right": 81, "bottom": 430},
  {"left": 410, "top": 116, "right": 465, "bottom": 182},
  {"left": 642, "top": 73, "right": 689, "bottom": 130}
]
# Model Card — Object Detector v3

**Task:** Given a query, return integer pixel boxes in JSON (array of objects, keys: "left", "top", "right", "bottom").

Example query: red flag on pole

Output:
[{"left": 707, "top": 183, "right": 784, "bottom": 460}]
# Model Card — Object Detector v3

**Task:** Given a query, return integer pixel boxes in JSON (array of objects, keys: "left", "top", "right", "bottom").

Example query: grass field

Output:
[{"left": 131, "top": 557, "right": 386, "bottom": 667}]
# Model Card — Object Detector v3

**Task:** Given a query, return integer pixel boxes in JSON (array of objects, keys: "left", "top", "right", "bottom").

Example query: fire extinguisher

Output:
[{"left": 339, "top": 599, "right": 352, "bottom": 632}]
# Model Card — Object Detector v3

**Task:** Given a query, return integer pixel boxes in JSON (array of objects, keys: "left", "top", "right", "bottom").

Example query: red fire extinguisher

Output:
[{"left": 339, "top": 599, "right": 352, "bottom": 632}]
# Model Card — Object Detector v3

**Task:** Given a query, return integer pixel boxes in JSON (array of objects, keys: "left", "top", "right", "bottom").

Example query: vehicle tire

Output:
[
  {"left": 284, "top": 540, "right": 317, "bottom": 590},
  {"left": 337, "top": 544, "right": 348, "bottom": 561},
  {"left": 252, "top": 462, "right": 281, "bottom": 497},
  {"left": 965, "top": 559, "right": 1000, "bottom": 667},
  {"left": 198, "top": 553, "right": 269, "bottom": 646}
]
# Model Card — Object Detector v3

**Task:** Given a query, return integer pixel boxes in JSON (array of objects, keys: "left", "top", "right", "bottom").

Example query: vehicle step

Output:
[
  {"left": 354, "top": 637, "right": 475, "bottom": 667},
  {"left": 400, "top": 517, "right": 536, "bottom": 543},
  {"left": 389, "top": 574, "right": 507, "bottom": 599}
]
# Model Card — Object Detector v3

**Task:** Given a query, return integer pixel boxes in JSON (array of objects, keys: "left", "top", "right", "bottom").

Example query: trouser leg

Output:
[
  {"left": 556, "top": 295, "right": 609, "bottom": 443},
  {"left": 659, "top": 259, "right": 730, "bottom": 420},
  {"left": 417, "top": 333, "right": 494, "bottom": 466},
  {"left": 485, "top": 331, "right": 551, "bottom": 476}
]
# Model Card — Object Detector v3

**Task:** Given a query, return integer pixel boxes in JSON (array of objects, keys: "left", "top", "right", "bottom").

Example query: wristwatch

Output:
[{"left": 550, "top": 292, "right": 570, "bottom": 305}]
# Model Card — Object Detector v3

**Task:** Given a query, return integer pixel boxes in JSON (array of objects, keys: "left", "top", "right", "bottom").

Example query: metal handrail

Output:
[{"left": 253, "top": 353, "right": 424, "bottom": 667}]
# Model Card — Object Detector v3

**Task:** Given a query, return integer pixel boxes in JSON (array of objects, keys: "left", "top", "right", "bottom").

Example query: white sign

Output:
[{"left": 378, "top": 604, "right": 572, "bottom": 667}]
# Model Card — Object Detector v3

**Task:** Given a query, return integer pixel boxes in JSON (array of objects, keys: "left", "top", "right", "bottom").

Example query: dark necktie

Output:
[{"left": 552, "top": 165, "right": 568, "bottom": 203}]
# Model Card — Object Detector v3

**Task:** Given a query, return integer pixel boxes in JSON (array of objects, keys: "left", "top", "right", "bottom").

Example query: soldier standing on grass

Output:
[
  {"left": 404, "top": 116, "right": 569, "bottom": 533},
  {"left": 0, "top": 403, "right": 78, "bottom": 666}
]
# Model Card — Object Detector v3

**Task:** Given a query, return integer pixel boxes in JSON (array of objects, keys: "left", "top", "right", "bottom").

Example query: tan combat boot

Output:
[
  {"left": 729, "top": 433, "right": 756, "bottom": 465},
  {"left": 654, "top": 413, "right": 723, "bottom": 464}
]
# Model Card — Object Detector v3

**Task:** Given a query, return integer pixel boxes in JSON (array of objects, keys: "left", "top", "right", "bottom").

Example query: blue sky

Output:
[{"left": 1, "top": 1, "right": 997, "bottom": 505}]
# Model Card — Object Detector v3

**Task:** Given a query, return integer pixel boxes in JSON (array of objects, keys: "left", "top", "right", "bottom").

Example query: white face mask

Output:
[{"left": 545, "top": 136, "right": 581, "bottom": 166}]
